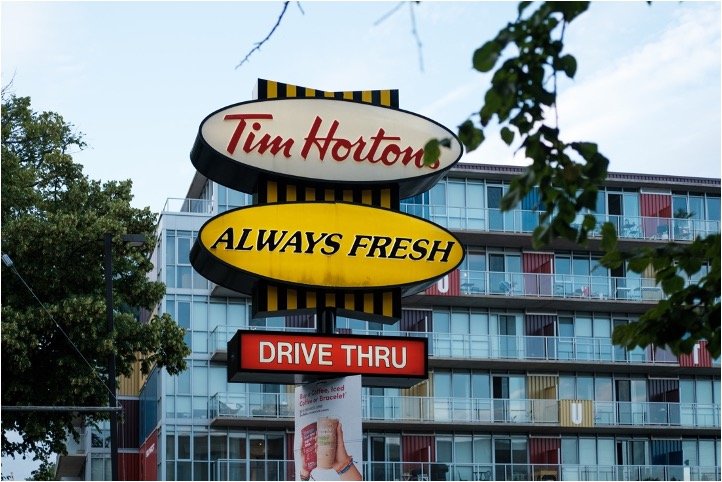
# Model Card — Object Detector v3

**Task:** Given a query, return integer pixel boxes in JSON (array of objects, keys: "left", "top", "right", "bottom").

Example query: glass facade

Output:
[{"left": 64, "top": 165, "right": 720, "bottom": 481}]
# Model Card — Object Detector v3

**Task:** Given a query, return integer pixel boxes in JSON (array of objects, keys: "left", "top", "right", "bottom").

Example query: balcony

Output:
[
  {"left": 210, "top": 392, "right": 294, "bottom": 420},
  {"left": 209, "top": 326, "right": 691, "bottom": 367},
  {"left": 401, "top": 204, "right": 720, "bottom": 241},
  {"left": 162, "top": 197, "right": 214, "bottom": 214},
  {"left": 456, "top": 271, "right": 665, "bottom": 302},
  {"left": 209, "top": 392, "right": 720, "bottom": 430},
  {"left": 208, "top": 459, "right": 721, "bottom": 481}
]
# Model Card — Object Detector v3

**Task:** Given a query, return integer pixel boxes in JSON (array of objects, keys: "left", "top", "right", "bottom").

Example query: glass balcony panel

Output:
[
  {"left": 696, "top": 404, "right": 717, "bottom": 427},
  {"left": 524, "top": 336, "right": 546, "bottom": 359},
  {"left": 594, "top": 401, "right": 616, "bottom": 425},
  {"left": 469, "top": 334, "right": 490, "bottom": 358},
  {"left": 210, "top": 393, "right": 719, "bottom": 430}
]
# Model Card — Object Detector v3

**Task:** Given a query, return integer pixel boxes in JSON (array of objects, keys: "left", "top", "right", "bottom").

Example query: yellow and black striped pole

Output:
[{"left": 251, "top": 79, "right": 403, "bottom": 324}]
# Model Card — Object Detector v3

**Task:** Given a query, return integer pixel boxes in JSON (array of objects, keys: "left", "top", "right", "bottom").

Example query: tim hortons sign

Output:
[
  {"left": 227, "top": 331, "right": 428, "bottom": 387},
  {"left": 190, "top": 79, "right": 463, "bottom": 387},
  {"left": 190, "top": 97, "right": 463, "bottom": 198}
]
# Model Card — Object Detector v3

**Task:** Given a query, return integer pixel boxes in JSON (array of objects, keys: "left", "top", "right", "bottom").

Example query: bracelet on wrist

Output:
[{"left": 337, "top": 457, "right": 354, "bottom": 475}]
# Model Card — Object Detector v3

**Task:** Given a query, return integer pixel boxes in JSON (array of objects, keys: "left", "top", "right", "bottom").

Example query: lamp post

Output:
[{"left": 104, "top": 233, "right": 145, "bottom": 481}]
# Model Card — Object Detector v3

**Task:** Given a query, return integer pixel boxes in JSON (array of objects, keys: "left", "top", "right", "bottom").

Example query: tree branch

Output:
[
  {"left": 236, "top": 1, "right": 291, "bottom": 69},
  {"left": 409, "top": 2, "right": 424, "bottom": 72},
  {"left": 373, "top": 1, "right": 405, "bottom": 26}
]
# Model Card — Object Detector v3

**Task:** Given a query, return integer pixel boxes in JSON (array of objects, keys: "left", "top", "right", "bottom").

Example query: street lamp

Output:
[{"left": 104, "top": 233, "right": 146, "bottom": 481}]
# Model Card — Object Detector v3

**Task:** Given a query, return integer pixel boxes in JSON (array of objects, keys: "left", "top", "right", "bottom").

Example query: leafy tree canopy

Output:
[
  {"left": 1, "top": 93, "right": 190, "bottom": 461},
  {"left": 424, "top": 1, "right": 720, "bottom": 357}
]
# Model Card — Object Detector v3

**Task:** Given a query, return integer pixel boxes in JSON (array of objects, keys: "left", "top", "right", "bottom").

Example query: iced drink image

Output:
[
  {"left": 316, "top": 417, "right": 339, "bottom": 469},
  {"left": 301, "top": 422, "right": 317, "bottom": 470}
]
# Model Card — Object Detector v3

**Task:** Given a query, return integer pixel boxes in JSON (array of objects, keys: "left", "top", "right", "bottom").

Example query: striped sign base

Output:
[{"left": 253, "top": 281, "right": 401, "bottom": 323}]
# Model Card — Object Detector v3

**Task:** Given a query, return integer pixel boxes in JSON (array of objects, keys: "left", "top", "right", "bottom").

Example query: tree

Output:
[
  {"left": 29, "top": 460, "right": 56, "bottom": 481},
  {"left": 426, "top": 1, "right": 720, "bottom": 357},
  {"left": 1, "top": 93, "right": 191, "bottom": 462}
]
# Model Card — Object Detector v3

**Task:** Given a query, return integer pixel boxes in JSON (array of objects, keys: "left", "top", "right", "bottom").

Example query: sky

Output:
[
  {"left": 2, "top": 1, "right": 720, "bottom": 215},
  {"left": 1, "top": 0, "right": 720, "bottom": 479}
]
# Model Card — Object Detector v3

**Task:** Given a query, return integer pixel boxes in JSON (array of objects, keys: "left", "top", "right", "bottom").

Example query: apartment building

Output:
[{"left": 57, "top": 163, "right": 721, "bottom": 481}]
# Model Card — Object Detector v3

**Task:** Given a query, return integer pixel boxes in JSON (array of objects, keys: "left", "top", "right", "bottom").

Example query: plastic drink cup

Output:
[
  {"left": 301, "top": 422, "right": 317, "bottom": 470},
  {"left": 316, "top": 417, "right": 338, "bottom": 469}
]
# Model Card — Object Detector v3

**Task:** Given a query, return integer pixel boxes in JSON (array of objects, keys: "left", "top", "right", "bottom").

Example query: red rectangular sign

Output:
[{"left": 229, "top": 331, "right": 428, "bottom": 382}]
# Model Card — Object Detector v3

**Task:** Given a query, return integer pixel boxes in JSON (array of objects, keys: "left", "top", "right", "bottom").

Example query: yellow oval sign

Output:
[{"left": 190, "top": 202, "right": 463, "bottom": 292}]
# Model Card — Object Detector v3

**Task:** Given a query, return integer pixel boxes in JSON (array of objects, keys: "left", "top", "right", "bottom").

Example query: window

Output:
[
  {"left": 218, "top": 185, "right": 252, "bottom": 213},
  {"left": 489, "top": 253, "right": 521, "bottom": 294},
  {"left": 165, "top": 230, "right": 208, "bottom": 290},
  {"left": 461, "top": 250, "right": 486, "bottom": 294}
]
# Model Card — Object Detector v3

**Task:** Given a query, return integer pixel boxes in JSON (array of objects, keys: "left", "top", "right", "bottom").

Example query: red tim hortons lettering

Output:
[
  {"left": 301, "top": 116, "right": 439, "bottom": 169},
  {"left": 223, "top": 114, "right": 294, "bottom": 158}
]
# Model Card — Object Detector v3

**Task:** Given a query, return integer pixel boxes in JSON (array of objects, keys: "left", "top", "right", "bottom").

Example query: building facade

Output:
[{"left": 58, "top": 163, "right": 721, "bottom": 481}]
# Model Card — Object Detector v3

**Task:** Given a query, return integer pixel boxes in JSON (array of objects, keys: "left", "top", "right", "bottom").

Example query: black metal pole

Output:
[
  {"left": 104, "top": 233, "right": 119, "bottom": 481},
  {"left": 317, "top": 307, "right": 336, "bottom": 335}
]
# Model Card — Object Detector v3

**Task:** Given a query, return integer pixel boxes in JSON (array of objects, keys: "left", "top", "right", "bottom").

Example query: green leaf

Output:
[
  {"left": 457, "top": 120, "right": 485, "bottom": 152},
  {"left": 518, "top": 1, "right": 532, "bottom": 16},
  {"left": 661, "top": 275, "right": 684, "bottom": 294},
  {"left": 628, "top": 256, "right": 650, "bottom": 273},
  {"left": 600, "top": 222, "right": 618, "bottom": 252},
  {"left": 500, "top": 127, "right": 515, "bottom": 145},
  {"left": 581, "top": 214, "right": 597, "bottom": 232},
  {"left": 558, "top": 54, "right": 577, "bottom": 78},
  {"left": 473, "top": 41, "right": 502, "bottom": 73},
  {"left": 423, "top": 139, "right": 441, "bottom": 167}
]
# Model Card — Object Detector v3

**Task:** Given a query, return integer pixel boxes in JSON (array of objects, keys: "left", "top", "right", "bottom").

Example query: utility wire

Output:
[{"left": 1, "top": 252, "right": 120, "bottom": 406}]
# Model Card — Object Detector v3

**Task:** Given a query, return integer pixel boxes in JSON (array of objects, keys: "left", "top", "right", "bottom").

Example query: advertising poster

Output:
[{"left": 294, "top": 376, "right": 363, "bottom": 481}]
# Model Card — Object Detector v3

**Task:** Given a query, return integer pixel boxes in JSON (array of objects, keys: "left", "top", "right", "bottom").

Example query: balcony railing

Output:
[
  {"left": 401, "top": 203, "right": 721, "bottom": 241},
  {"left": 210, "top": 392, "right": 294, "bottom": 419},
  {"left": 162, "top": 197, "right": 214, "bottom": 214},
  {"left": 456, "top": 270, "right": 666, "bottom": 302},
  {"left": 210, "top": 393, "right": 720, "bottom": 428},
  {"left": 209, "top": 326, "right": 683, "bottom": 365},
  {"left": 209, "top": 458, "right": 721, "bottom": 481},
  {"left": 429, "top": 333, "right": 652, "bottom": 364}
]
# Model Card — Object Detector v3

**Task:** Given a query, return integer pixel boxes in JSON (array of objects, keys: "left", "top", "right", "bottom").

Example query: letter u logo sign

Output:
[
  {"left": 437, "top": 275, "right": 449, "bottom": 294},
  {"left": 571, "top": 402, "right": 583, "bottom": 425}
]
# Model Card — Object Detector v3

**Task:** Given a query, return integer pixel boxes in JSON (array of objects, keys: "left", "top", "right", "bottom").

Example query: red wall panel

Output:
[
  {"left": 523, "top": 253, "right": 553, "bottom": 273},
  {"left": 530, "top": 437, "right": 560, "bottom": 464},
  {"left": 425, "top": 269, "right": 460, "bottom": 296},
  {"left": 525, "top": 314, "right": 556, "bottom": 337},
  {"left": 679, "top": 340, "right": 712, "bottom": 367},
  {"left": 640, "top": 194, "right": 672, "bottom": 218},
  {"left": 641, "top": 194, "right": 672, "bottom": 238},
  {"left": 139, "top": 429, "right": 158, "bottom": 481},
  {"left": 119, "top": 398, "right": 139, "bottom": 449},
  {"left": 118, "top": 452, "right": 140, "bottom": 481},
  {"left": 402, "top": 434, "right": 435, "bottom": 462},
  {"left": 523, "top": 253, "right": 553, "bottom": 296}
]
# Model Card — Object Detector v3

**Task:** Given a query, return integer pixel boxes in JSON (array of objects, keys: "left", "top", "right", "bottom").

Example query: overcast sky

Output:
[{"left": 1, "top": 1, "right": 721, "bottom": 478}]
